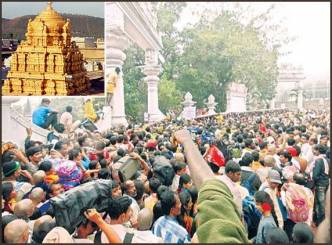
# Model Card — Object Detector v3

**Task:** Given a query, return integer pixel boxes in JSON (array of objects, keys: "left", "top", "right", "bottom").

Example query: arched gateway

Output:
[{"left": 105, "top": 2, "right": 165, "bottom": 126}]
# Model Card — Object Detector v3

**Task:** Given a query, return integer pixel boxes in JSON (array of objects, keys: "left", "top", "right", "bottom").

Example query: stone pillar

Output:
[
  {"left": 143, "top": 49, "right": 164, "bottom": 123},
  {"left": 270, "top": 98, "right": 275, "bottom": 109},
  {"left": 105, "top": 3, "right": 128, "bottom": 127},
  {"left": 1, "top": 97, "right": 21, "bottom": 143}
]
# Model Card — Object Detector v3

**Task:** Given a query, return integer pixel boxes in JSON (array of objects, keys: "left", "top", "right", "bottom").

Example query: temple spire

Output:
[{"left": 47, "top": 2, "right": 53, "bottom": 10}]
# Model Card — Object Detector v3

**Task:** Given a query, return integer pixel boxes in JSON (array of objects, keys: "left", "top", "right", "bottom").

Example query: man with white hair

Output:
[{"left": 4, "top": 219, "right": 29, "bottom": 243}]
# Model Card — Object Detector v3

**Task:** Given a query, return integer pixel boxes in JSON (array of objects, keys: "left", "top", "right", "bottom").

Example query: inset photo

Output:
[{"left": 2, "top": 2, "right": 104, "bottom": 96}]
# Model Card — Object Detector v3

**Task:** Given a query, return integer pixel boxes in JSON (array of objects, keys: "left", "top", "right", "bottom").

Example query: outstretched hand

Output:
[{"left": 174, "top": 129, "right": 192, "bottom": 145}]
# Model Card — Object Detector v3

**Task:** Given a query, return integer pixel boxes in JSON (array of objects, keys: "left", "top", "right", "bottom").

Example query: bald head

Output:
[
  {"left": 263, "top": 155, "right": 276, "bottom": 167},
  {"left": 14, "top": 199, "right": 35, "bottom": 220},
  {"left": 4, "top": 219, "right": 29, "bottom": 243},
  {"left": 33, "top": 170, "right": 46, "bottom": 185},
  {"left": 137, "top": 208, "right": 153, "bottom": 231},
  {"left": 29, "top": 187, "right": 45, "bottom": 204}
]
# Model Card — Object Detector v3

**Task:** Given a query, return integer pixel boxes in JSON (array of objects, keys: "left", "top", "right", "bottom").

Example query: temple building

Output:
[{"left": 2, "top": 2, "right": 89, "bottom": 96}]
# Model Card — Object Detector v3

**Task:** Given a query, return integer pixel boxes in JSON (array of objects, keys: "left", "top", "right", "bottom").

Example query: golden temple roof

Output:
[{"left": 31, "top": 2, "right": 66, "bottom": 32}]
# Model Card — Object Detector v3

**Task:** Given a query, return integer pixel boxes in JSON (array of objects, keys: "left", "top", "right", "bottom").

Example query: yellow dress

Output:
[{"left": 84, "top": 100, "right": 97, "bottom": 122}]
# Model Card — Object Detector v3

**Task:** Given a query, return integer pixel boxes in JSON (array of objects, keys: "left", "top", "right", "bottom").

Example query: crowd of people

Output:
[{"left": 2, "top": 98, "right": 330, "bottom": 243}]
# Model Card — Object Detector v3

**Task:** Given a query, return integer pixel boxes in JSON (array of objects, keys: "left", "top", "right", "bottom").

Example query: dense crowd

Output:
[{"left": 1, "top": 98, "right": 330, "bottom": 243}]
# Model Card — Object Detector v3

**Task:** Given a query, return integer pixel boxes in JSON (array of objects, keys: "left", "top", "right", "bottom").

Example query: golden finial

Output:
[{"left": 47, "top": 2, "right": 53, "bottom": 10}]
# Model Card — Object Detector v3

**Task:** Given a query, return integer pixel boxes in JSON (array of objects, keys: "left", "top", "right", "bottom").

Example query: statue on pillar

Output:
[
  {"left": 205, "top": 94, "right": 218, "bottom": 115},
  {"left": 106, "top": 67, "right": 121, "bottom": 105}
]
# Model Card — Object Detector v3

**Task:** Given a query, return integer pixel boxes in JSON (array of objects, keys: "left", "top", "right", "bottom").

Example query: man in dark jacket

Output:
[{"left": 312, "top": 144, "right": 330, "bottom": 226}]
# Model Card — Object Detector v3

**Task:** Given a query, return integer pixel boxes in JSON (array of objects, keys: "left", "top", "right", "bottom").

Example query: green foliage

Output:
[
  {"left": 158, "top": 78, "right": 182, "bottom": 113},
  {"left": 123, "top": 44, "right": 147, "bottom": 122},
  {"left": 121, "top": 3, "right": 288, "bottom": 120}
]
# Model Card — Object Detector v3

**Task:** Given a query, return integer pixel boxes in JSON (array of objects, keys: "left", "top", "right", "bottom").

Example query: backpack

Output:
[
  {"left": 287, "top": 186, "right": 309, "bottom": 223},
  {"left": 241, "top": 172, "right": 257, "bottom": 196},
  {"left": 153, "top": 156, "right": 175, "bottom": 186},
  {"left": 242, "top": 195, "right": 262, "bottom": 239},
  {"left": 49, "top": 179, "right": 115, "bottom": 234}
]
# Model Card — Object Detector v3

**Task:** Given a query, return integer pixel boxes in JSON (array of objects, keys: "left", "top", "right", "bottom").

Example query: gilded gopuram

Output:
[{"left": 2, "top": 2, "right": 90, "bottom": 96}]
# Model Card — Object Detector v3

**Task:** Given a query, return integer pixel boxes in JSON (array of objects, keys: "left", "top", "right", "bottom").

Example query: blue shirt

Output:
[
  {"left": 152, "top": 215, "right": 191, "bottom": 243},
  {"left": 32, "top": 106, "right": 51, "bottom": 126},
  {"left": 254, "top": 215, "right": 277, "bottom": 244}
]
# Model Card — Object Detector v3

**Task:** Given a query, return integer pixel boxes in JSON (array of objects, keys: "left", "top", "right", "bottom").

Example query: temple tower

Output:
[{"left": 3, "top": 2, "right": 89, "bottom": 96}]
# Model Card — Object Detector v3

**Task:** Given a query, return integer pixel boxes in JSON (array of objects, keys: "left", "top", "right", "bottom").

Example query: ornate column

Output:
[
  {"left": 105, "top": 3, "right": 128, "bottom": 127},
  {"left": 143, "top": 49, "right": 164, "bottom": 123}
]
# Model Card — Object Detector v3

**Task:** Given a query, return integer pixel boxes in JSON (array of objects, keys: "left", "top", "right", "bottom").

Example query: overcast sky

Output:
[
  {"left": 2, "top": 2, "right": 104, "bottom": 18},
  {"left": 177, "top": 2, "right": 330, "bottom": 83}
]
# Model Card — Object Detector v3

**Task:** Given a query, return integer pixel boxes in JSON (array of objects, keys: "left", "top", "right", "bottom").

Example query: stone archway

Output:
[{"left": 105, "top": 2, "right": 165, "bottom": 126}]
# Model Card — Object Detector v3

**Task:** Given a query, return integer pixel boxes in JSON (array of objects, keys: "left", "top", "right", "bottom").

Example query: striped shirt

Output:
[{"left": 152, "top": 215, "right": 191, "bottom": 243}]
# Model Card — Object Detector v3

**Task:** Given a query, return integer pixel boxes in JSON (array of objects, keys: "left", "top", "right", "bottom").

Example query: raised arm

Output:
[
  {"left": 174, "top": 129, "right": 214, "bottom": 190},
  {"left": 84, "top": 209, "right": 121, "bottom": 243}
]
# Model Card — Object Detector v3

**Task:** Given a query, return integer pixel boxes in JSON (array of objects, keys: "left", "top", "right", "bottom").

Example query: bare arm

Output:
[
  {"left": 174, "top": 129, "right": 215, "bottom": 190},
  {"left": 84, "top": 209, "right": 121, "bottom": 243},
  {"left": 129, "top": 152, "right": 150, "bottom": 176}
]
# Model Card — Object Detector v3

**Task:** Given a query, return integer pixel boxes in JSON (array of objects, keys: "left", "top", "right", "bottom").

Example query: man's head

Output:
[
  {"left": 14, "top": 199, "right": 35, "bottom": 220},
  {"left": 267, "top": 169, "right": 282, "bottom": 189},
  {"left": 26, "top": 146, "right": 43, "bottom": 164},
  {"left": 225, "top": 160, "right": 241, "bottom": 183},
  {"left": 32, "top": 215, "right": 56, "bottom": 243},
  {"left": 137, "top": 208, "right": 154, "bottom": 231},
  {"left": 239, "top": 152, "right": 253, "bottom": 167},
  {"left": 279, "top": 150, "right": 292, "bottom": 164},
  {"left": 208, "top": 161, "right": 220, "bottom": 174},
  {"left": 38, "top": 160, "right": 54, "bottom": 174},
  {"left": 313, "top": 144, "right": 328, "bottom": 156},
  {"left": 29, "top": 187, "right": 46, "bottom": 205},
  {"left": 54, "top": 141, "right": 68, "bottom": 157},
  {"left": 148, "top": 177, "right": 161, "bottom": 194},
  {"left": 68, "top": 148, "right": 82, "bottom": 162},
  {"left": 292, "top": 223, "right": 313, "bottom": 243},
  {"left": 108, "top": 196, "right": 133, "bottom": 224},
  {"left": 160, "top": 190, "right": 181, "bottom": 217},
  {"left": 49, "top": 183, "right": 65, "bottom": 197},
  {"left": 173, "top": 162, "right": 186, "bottom": 176},
  {"left": 66, "top": 106, "right": 73, "bottom": 113},
  {"left": 124, "top": 180, "right": 137, "bottom": 198},
  {"left": 320, "top": 134, "right": 329, "bottom": 146},
  {"left": 263, "top": 155, "right": 276, "bottom": 167},
  {"left": 4, "top": 219, "right": 29, "bottom": 243},
  {"left": 2, "top": 161, "right": 21, "bottom": 179},
  {"left": 41, "top": 98, "right": 51, "bottom": 106},
  {"left": 32, "top": 170, "right": 46, "bottom": 185}
]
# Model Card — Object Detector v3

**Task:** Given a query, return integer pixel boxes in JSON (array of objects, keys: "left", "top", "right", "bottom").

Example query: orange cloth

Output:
[
  {"left": 45, "top": 173, "right": 59, "bottom": 184},
  {"left": 251, "top": 161, "right": 263, "bottom": 171}
]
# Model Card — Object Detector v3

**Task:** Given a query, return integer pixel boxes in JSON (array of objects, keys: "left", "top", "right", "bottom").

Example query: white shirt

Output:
[
  {"left": 171, "top": 174, "right": 180, "bottom": 192},
  {"left": 101, "top": 225, "right": 163, "bottom": 243}
]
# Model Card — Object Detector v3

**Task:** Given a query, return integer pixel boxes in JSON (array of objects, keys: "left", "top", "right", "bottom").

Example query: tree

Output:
[
  {"left": 175, "top": 7, "right": 281, "bottom": 111},
  {"left": 122, "top": 44, "right": 147, "bottom": 122},
  {"left": 158, "top": 78, "right": 182, "bottom": 113}
]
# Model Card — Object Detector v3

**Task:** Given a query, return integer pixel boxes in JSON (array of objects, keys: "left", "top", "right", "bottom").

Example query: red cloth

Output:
[
  {"left": 88, "top": 150, "right": 110, "bottom": 161},
  {"left": 259, "top": 123, "right": 267, "bottom": 134},
  {"left": 146, "top": 140, "right": 157, "bottom": 149},
  {"left": 286, "top": 146, "right": 298, "bottom": 157},
  {"left": 205, "top": 145, "right": 225, "bottom": 167}
]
